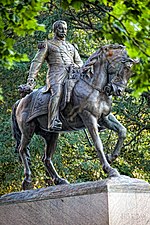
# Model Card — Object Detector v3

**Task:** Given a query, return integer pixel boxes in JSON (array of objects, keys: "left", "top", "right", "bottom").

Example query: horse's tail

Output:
[{"left": 11, "top": 100, "right": 21, "bottom": 153}]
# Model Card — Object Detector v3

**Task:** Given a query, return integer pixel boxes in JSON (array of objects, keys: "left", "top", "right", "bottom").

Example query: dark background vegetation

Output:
[{"left": 0, "top": 0, "right": 149, "bottom": 195}]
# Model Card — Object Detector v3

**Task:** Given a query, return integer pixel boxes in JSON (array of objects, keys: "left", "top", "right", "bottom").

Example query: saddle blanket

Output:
[{"left": 27, "top": 87, "right": 50, "bottom": 122}]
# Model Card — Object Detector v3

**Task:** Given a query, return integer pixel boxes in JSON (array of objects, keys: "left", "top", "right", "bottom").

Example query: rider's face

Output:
[{"left": 55, "top": 23, "right": 67, "bottom": 39}]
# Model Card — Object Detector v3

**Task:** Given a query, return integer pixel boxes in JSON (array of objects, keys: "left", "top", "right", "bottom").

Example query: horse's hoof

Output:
[
  {"left": 54, "top": 178, "right": 69, "bottom": 185},
  {"left": 60, "top": 179, "right": 70, "bottom": 185},
  {"left": 109, "top": 168, "right": 120, "bottom": 177},
  {"left": 22, "top": 179, "right": 32, "bottom": 190}
]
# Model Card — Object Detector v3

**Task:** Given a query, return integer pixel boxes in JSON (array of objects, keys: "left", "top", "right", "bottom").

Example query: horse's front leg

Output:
[
  {"left": 101, "top": 113, "right": 126, "bottom": 164},
  {"left": 81, "top": 111, "right": 120, "bottom": 177}
]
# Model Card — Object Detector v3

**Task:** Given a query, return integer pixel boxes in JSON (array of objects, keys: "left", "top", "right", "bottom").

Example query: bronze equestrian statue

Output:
[{"left": 12, "top": 33, "right": 138, "bottom": 190}]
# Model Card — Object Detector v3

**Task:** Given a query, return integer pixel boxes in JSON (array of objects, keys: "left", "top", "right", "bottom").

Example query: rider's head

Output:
[{"left": 53, "top": 20, "right": 67, "bottom": 40}]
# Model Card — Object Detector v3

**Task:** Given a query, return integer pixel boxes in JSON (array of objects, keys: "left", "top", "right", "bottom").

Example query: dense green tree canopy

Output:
[
  {"left": 0, "top": 0, "right": 149, "bottom": 195},
  {"left": 61, "top": 0, "right": 150, "bottom": 95},
  {"left": 1, "top": 0, "right": 149, "bottom": 94},
  {"left": 0, "top": 0, "right": 47, "bottom": 68}
]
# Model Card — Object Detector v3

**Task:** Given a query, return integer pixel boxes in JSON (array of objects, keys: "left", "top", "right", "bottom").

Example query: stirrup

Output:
[{"left": 49, "top": 120, "right": 62, "bottom": 131}]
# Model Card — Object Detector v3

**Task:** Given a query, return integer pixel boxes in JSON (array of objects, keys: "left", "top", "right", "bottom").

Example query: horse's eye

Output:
[{"left": 125, "top": 62, "right": 133, "bottom": 68}]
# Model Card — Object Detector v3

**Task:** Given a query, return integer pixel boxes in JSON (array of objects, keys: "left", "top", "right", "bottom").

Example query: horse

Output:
[{"left": 11, "top": 44, "right": 137, "bottom": 190}]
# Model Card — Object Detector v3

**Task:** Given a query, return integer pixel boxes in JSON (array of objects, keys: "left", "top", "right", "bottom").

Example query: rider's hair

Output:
[{"left": 52, "top": 20, "right": 67, "bottom": 32}]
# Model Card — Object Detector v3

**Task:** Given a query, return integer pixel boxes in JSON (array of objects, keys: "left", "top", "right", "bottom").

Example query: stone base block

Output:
[{"left": 0, "top": 176, "right": 150, "bottom": 225}]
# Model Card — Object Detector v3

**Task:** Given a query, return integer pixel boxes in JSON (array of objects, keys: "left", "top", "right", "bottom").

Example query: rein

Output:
[
  {"left": 80, "top": 77, "right": 103, "bottom": 93},
  {"left": 80, "top": 77, "right": 112, "bottom": 96},
  {"left": 79, "top": 45, "right": 129, "bottom": 96},
  {"left": 80, "top": 54, "right": 112, "bottom": 96}
]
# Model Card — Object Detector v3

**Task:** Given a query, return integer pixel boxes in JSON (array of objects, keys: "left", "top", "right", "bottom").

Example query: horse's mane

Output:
[{"left": 81, "top": 44, "right": 127, "bottom": 78}]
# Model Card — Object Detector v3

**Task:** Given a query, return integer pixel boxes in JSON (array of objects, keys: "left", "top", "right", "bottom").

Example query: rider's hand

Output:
[
  {"left": 27, "top": 78, "right": 36, "bottom": 90},
  {"left": 18, "top": 84, "right": 33, "bottom": 97}
]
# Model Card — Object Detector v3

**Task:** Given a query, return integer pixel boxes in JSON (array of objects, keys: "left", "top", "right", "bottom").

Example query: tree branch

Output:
[
  {"left": 94, "top": 3, "right": 150, "bottom": 57},
  {"left": 123, "top": 126, "right": 148, "bottom": 147}
]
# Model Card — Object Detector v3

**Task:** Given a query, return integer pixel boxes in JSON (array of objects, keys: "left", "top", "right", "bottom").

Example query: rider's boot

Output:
[
  {"left": 52, "top": 118, "right": 62, "bottom": 130},
  {"left": 48, "top": 96, "right": 62, "bottom": 131}
]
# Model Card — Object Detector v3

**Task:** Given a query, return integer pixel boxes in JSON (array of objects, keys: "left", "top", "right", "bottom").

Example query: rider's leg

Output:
[{"left": 48, "top": 84, "right": 63, "bottom": 130}]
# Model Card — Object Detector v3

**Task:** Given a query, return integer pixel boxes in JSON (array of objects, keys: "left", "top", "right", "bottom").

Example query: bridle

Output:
[
  {"left": 80, "top": 54, "right": 125, "bottom": 96},
  {"left": 80, "top": 47, "right": 131, "bottom": 96},
  {"left": 105, "top": 55, "right": 130, "bottom": 91},
  {"left": 80, "top": 77, "right": 106, "bottom": 94}
]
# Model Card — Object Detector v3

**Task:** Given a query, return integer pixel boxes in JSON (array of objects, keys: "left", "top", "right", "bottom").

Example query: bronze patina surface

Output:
[{"left": 12, "top": 36, "right": 138, "bottom": 190}]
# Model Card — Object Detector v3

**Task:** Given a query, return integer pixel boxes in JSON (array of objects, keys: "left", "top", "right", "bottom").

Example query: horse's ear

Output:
[
  {"left": 126, "top": 58, "right": 140, "bottom": 68},
  {"left": 132, "top": 58, "right": 140, "bottom": 64},
  {"left": 125, "top": 62, "right": 133, "bottom": 68}
]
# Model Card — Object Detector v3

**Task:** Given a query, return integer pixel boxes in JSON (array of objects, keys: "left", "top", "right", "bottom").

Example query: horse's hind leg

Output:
[
  {"left": 43, "top": 133, "right": 69, "bottom": 185},
  {"left": 102, "top": 113, "right": 126, "bottom": 163},
  {"left": 18, "top": 122, "right": 35, "bottom": 190}
]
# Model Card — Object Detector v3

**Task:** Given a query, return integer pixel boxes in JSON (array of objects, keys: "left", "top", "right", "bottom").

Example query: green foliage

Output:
[
  {"left": 0, "top": 0, "right": 47, "bottom": 68},
  {"left": 55, "top": 132, "right": 106, "bottom": 183},
  {"left": 0, "top": 87, "right": 149, "bottom": 195},
  {"left": 106, "top": 0, "right": 150, "bottom": 96},
  {"left": 112, "top": 93, "right": 150, "bottom": 181},
  {"left": 0, "top": 92, "right": 149, "bottom": 195},
  {"left": 61, "top": 0, "right": 150, "bottom": 95},
  {"left": 1, "top": 0, "right": 149, "bottom": 94},
  {"left": 0, "top": 1, "right": 149, "bottom": 195}
]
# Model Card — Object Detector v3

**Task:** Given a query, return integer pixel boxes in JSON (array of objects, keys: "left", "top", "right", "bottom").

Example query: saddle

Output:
[{"left": 24, "top": 78, "right": 77, "bottom": 122}]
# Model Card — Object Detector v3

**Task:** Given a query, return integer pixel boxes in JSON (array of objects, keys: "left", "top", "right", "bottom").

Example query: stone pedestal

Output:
[{"left": 0, "top": 176, "right": 150, "bottom": 225}]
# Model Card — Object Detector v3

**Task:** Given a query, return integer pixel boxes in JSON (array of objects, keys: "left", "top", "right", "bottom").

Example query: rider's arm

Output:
[
  {"left": 73, "top": 44, "right": 83, "bottom": 68},
  {"left": 27, "top": 41, "right": 48, "bottom": 88}
]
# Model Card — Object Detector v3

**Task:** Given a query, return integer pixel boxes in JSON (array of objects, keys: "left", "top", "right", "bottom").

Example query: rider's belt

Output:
[{"left": 48, "top": 63, "right": 72, "bottom": 70}]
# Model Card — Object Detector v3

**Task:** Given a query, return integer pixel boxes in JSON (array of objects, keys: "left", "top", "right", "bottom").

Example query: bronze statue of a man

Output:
[{"left": 27, "top": 20, "right": 83, "bottom": 130}]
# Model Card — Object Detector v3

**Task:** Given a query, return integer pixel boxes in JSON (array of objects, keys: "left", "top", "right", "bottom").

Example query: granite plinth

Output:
[{"left": 0, "top": 176, "right": 150, "bottom": 225}]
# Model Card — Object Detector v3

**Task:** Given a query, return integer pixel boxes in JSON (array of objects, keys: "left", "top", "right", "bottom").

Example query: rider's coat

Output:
[{"left": 28, "top": 39, "right": 83, "bottom": 91}]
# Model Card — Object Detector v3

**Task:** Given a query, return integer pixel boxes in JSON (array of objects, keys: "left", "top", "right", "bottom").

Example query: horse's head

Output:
[{"left": 103, "top": 44, "right": 139, "bottom": 96}]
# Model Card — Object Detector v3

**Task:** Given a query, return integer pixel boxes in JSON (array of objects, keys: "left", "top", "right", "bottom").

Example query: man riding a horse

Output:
[
  {"left": 13, "top": 20, "right": 138, "bottom": 190},
  {"left": 26, "top": 20, "right": 83, "bottom": 130}
]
